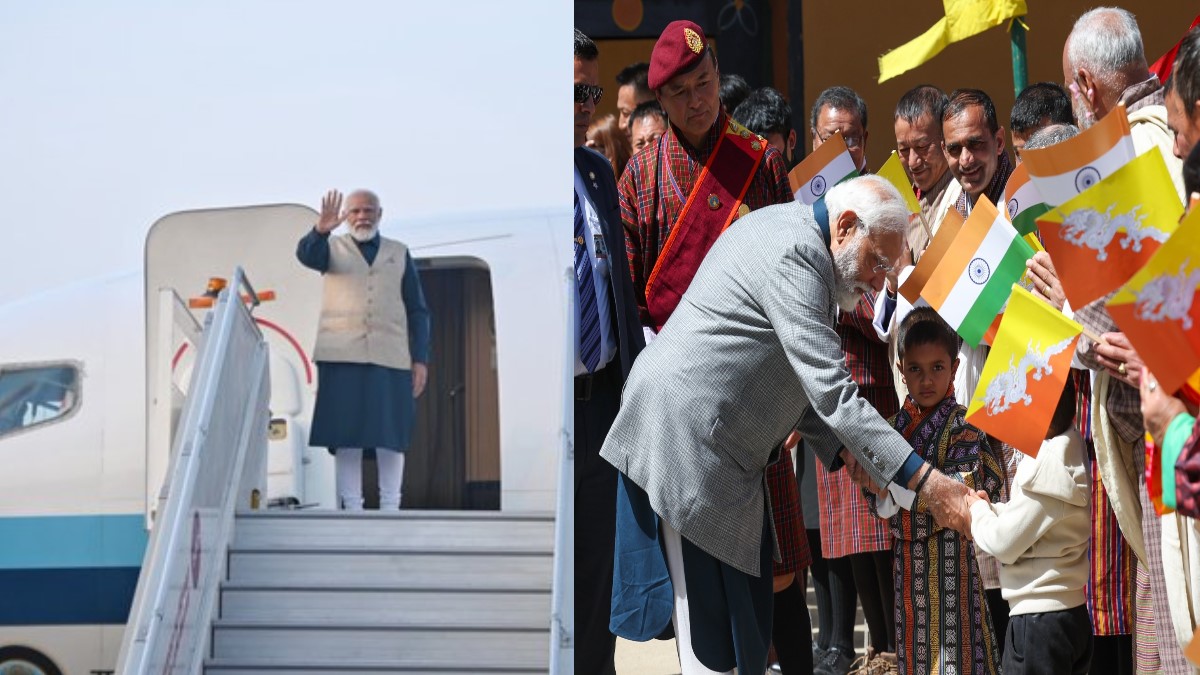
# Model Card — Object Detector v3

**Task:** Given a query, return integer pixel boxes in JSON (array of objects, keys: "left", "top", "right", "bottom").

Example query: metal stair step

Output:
[
  {"left": 209, "top": 622, "right": 548, "bottom": 667},
  {"left": 233, "top": 511, "right": 554, "bottom": 551},
  {"left": 225, "top": 548, "right": 552, "bottom": 588},
  {"left": 203, "top": 658, "right": 547, "bottom": 675},
  {"left": 218, "top": 584, "right": 550, "bottom": 626}
]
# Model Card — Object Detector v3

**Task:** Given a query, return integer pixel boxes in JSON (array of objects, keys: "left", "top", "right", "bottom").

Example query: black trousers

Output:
[
  {"left": 574, "top": 363, "right": 621, "bottom": 675},
  {"left": 849, "top": 549, "right": 895, "bottom": 653},
  {"left": 986, "top": 587, "right": 1011, "bottom": 660},
  {"left": 1089, "top": 634, "right": 1133, "bottom": 675},
  {"left": 806, "top": 528, "right": 857, "bottom": 652},
  {"left": 1003, "top": 605, "right": 1093, "bottom": 675}
]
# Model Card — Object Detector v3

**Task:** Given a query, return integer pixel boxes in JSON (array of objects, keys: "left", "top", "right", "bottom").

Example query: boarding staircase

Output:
[
  {"left": 203, "top": 509, "right": 554, "bottom": 674},
  {"left": 116, "top": 269, "right": 566, "bottom": 675}
]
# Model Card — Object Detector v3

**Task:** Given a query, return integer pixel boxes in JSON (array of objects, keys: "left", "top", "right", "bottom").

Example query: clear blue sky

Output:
[{"left": 0, "top": 1, "right": 569, "bottom": 304}]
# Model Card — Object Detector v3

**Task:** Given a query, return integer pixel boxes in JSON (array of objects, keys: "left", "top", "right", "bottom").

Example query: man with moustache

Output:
[
  {"left": 1063, "top": 9, "right": 1190, "bottom": 674},
  {"left": 612, "top": 20, "right": 803, "bottom": 675},
  {"left": 941, "top": 88, "right": 1013, "bottom": 217},
  {"left": 618, "top": 20, "right": 791, "bottom": 337},
  {"left": 605, "top": 175, "right": 979, "bottom": 675},
  {"left": 572, "top": 28, "right": 646, "bottom": 675},
  {"left": 296, "top": 189, "right": 431, "bottom": 512}
]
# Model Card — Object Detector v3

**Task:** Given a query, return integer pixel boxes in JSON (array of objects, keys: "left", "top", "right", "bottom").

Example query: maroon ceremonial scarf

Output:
[{"left": 644, "top": 117, "right": 766, "bottom": 329}]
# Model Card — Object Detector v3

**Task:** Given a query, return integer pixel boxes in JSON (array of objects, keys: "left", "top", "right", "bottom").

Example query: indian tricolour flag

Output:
[
  {"left": 1021, "top": 103, "right": 1135, "bottom": 207},
  {"left": 1001, "top": 162, "right": 1048, "bottom": 236},
  {"left": 921, "top": 196, "right": 1035, "bottom": 346},
  {"left": 789, "top": 131, "right": 858, "bottom": 204}
]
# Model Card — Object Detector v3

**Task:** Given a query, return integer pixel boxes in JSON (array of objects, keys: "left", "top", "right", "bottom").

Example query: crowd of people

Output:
[{"left": 574, "top": 7, "right": 1200, "bottom": 675}]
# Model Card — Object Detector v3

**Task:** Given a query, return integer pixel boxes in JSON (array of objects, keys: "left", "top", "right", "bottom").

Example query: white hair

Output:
[
  {"left": 823, "top": 174, "right": 909, "bottom": 239},
  {"left": 1067, "top": 7, "right": 1147, "bottom": 90}
]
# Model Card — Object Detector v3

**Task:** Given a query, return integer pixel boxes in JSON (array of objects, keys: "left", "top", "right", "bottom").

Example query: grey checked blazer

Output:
[{"left": 599, "top": 201, "right": 916, "bottom": 576}]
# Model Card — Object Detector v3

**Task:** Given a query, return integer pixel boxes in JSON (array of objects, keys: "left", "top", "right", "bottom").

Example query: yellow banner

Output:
[{"left": 878, "top": 0, "right": 1028, "bottom": 83}]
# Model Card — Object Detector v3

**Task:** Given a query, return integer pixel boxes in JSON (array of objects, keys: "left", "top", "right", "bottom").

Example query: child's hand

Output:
[{"left": 975, "top": 489, "right": 988, "bottom": 501}]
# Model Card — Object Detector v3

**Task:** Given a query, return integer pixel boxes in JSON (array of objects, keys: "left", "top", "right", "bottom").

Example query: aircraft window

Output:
[{"left": 0, "top": 364, "right": 80, "bottom": 439}]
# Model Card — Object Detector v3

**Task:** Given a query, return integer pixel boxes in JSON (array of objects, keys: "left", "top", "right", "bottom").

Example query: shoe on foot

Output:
[
  {"left": 812, "top": 644, "right": 829, "bottom": 673},
  {"left": 816, "top": 646, "right": 858, "bottom": 675}
]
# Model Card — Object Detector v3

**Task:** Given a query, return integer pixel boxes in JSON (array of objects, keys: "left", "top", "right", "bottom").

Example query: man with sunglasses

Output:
[{"left": 573, "top": 28, "right": 645, "bottom": 675}]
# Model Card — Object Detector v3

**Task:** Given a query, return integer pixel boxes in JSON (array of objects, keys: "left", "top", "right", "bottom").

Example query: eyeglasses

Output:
[
  {"left": 574, "top": 83, "right": 603, "bottom": 105},
  {"left": 872, "top": 258, "right": 896, "bottom": 274},
  {"left": 815, "top": 128, "right": 862, "bottom": 149}
]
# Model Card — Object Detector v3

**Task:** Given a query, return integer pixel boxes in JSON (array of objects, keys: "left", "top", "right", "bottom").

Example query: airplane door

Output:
[{"left": 144, "top": 204, "right": 330, "bottom": 512}]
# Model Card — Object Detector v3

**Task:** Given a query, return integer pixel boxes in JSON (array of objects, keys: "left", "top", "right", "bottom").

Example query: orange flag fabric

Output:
[
  {"left": 1107, "top": 205, "right": 1200, "bottom": 396},
  {"left": 966, "top": 285, "right": 1082, "bottom": 457}
]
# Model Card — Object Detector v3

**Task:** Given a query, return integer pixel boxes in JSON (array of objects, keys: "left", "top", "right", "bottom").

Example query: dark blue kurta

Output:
[{"left": 297, "top": 229, "right": 431, "bottom": 453}]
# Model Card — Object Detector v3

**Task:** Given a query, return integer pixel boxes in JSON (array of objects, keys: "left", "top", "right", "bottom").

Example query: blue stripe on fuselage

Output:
[
  {"left": 0, "top": 514, "right": 146, "bottom": 569},
  {"left": 0, "top": 514, "right": 146, "bottom": 624},
  {"left": 0, "top": 567, "right": 140, "bottom": 624}
]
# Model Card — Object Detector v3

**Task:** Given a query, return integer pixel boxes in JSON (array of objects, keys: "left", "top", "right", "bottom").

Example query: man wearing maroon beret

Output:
[
  {"left": 620, "top": 20, "right": 793, "bottom": 335},
  {"left": 611, "top": 19, "right": 801, "bottom": 675}
]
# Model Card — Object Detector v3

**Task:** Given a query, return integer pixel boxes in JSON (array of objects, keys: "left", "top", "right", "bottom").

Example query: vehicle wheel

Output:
[{"left": 0, "top": 646, "right": 63, "bottom": 675}]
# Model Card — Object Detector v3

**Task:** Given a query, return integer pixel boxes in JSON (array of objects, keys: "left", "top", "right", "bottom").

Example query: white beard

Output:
[
  {"left": 832, "top": 235, "right": 873, "bottom": 312},
  {"left": 349, "top": 224, "right": 378, "bottom": 242}
]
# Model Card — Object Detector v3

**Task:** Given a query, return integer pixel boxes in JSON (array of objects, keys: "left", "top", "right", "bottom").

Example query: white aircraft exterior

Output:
[{"left": 0, "top": 204, "right": 568, "bottom": 675}]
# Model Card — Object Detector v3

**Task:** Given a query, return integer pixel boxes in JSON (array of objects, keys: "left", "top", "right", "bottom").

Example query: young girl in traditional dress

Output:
[{"left": 867, "top": 306, "right": 1004, "bottom": 675}]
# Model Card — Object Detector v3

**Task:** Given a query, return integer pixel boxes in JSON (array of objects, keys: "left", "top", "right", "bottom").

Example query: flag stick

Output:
[
  {"left": 1011, "top": 17, "right": 1029, "bottom": 97},
  {"left": 917, "top": 208, "right": 933, "bottom": 239}
]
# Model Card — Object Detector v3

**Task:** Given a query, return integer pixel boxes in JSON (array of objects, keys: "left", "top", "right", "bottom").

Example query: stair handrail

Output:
[
  {"left": 146, "top": 287, "right": 203, "bottom": 529},
  {"left": 550, "top": 264, "right": 574, "bottom": 674},
  {"left": 117, "top": 267, "right": 271, "bottom": 675}
]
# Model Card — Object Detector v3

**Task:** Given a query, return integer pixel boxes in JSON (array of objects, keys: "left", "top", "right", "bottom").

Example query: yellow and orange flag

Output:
[
  {"left": 1035, "top": 149, "right": 1183, "bottom": 309},
  {"left": 1107, "top": 206, "right": 1200, "bottom": 396},
  {"left": 877, "top": 151, "right": 922, "bottom": 215},
  {"left": 967, "top": 285, "right": 1082, "bottom": 457}
]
